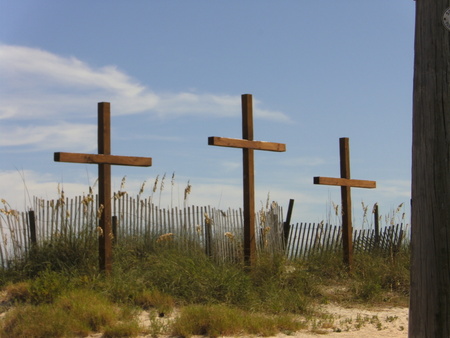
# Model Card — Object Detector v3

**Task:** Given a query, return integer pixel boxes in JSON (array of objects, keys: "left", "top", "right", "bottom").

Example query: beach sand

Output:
[{"left": 128, "top": 303, "right": 408, "bottom": 337}]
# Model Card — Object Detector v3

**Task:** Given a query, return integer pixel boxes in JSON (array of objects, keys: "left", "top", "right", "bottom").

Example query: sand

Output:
[
  {"left": 287, "top": 304, "right": 408, "bottom": 337},
  {"left": 131, "top": 303, "right": 408, "bottom": 337}
]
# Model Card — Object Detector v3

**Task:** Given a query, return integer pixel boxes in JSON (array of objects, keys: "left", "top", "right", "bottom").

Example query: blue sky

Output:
[{"left": 0, "top": 1, "right": 414, "bottom": 227}]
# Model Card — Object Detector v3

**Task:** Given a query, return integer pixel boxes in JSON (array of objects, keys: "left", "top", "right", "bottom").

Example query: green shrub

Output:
[
  {"left": 131, "top": 245, "right": 254, "bottom": 306},
  {"left": 29, "top": 269, "right": 70, "bottom": 304}
]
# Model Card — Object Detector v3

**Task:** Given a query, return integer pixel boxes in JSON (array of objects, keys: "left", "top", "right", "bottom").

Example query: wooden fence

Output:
[
  {"left": 286, "top": 222, "right": 406, "bottom": 259},
  {"left": 0, "top": 194, "right": 285, "bottom": 266},
  {"left": 0, "top": 194, "right": 406, "bottom": 267}
]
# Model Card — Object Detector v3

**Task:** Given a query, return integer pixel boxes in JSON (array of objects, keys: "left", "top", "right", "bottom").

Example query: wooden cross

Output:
[
  {"left": 208, "top": 94, "right": 286, "bottom": 265},
  {"left": 54, "top": 102, "right": 152, "bottom": 273},
  {"left": 313, "top": 137, "right": 376, "bottom": 269}
]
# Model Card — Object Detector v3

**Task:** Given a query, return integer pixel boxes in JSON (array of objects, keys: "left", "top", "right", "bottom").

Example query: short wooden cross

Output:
[
  {"left": 208, "top": 94, "right": 286, "bottom": 265},
  {"left": 314, "top": 137, "right": 376, "bottom": 270},
  {"left": 54, "top": 102, "right": 152, "bottom": 273}
]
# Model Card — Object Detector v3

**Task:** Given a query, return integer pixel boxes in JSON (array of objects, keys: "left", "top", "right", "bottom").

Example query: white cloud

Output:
[
  {"left": 0, "top": 122, "right": 96, "bottom": 151},
  {"left": 1, "top": 167, "right": 407, "bottom": 227},
  {"left": 0, "top": 170, "right": 89, "bottom": 210},
  {"left": 0, "top": 44, "right": 290, "bottom": 122},
  {"left": 376, "top": 179, "right": 411, "bottom": 199}
]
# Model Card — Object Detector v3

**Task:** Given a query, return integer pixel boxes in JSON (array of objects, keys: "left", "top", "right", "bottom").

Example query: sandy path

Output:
[
  {"left": 287, "top": 304, "right": 408, "bottom": 337},
  {"left": 131, "top": 304, "right": 408, "bottom": 337}
]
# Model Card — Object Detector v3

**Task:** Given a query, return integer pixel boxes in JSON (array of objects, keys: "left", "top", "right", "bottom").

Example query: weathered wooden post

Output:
[
  {"left": 208, "top": 94, "right": 286, "bottom": 265},
  {"left": 112, "top": 215, "right": 118, "bottom": 245},
  {"left": 204, "top": 217, "right": 213, "bottom": 257},
  {"left": 54, "top": 102, "right": 152, "bottom": 273},
  {"left": 283, "top": 199, "right": 294, "bottom": 250},
  {"left": 28, "top": 210, "right": 37, "bottom": 247},
  {"left": 373, "top": 203, "right": 380, "bottom": 249},
  {"left": 314, "top": 137, "right": 376, "bottom": 270},
  {"left": 409, "top": 1, "right": 450, "bottom": 336}
]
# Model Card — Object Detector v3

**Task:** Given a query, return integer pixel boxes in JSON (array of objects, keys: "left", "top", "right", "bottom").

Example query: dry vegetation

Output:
[
  {"left": 0, "top": 231, "right": 409, "bottom": 337},
  {"left": 0, "top": 178, "right": 409, "bottom": 337}
]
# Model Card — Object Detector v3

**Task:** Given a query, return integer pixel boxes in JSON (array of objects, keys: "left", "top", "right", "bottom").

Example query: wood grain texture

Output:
[
  {"left": 54, "top": 152, "right": 152, "bottom": 166},
  {"left": 410, "top": 1, "right": 450, "bottom": 336},
  {"left": 208, "top": 137, "right": 286, "bottom": 152},
  {"left": 313, "top": 177, "right": 376, "bottom": 189}
]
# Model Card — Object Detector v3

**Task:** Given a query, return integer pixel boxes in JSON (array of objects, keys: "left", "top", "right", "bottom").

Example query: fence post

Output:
[
  {"left": 374, "top": 204, "right": 380, "bottom": 249},
  {"left": 28, "top": 210, "right": 37, "bottom": 247},
  {"left": 112, "top": 216, "right": 117, "bottom": 245},
  {"left": 283, "top": 199, "right": 294, "bottom": 250},
  {"left": 204, "top": 217, "right": 212, "bottom": 257}
]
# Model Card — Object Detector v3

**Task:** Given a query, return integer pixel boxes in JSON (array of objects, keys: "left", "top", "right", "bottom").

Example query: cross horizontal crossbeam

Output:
[
  {"left": 54, "top": 152, "right": 152, "bottom": 167},
  {"left": 313, "top": 176, "right": 376, "bottom": 189},
  {"left": 208, "top": 137, "right": 286, "bottom": 152}
]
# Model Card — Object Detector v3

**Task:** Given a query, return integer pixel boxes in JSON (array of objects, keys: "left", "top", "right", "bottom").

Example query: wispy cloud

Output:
[
  {"left": 377, "top": 179, "right": 411, "bottom": 199},
  {"left": 0, "top": 122, "right": 96, "bottom": 151},
  {"left": 0, "top": 44, "right": 290, "bottom": 121}
]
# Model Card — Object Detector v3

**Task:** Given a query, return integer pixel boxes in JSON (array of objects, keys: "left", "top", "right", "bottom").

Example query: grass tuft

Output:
[
  {"left": 0, "top": 288, "right": 136, "bottom": 338},
  {"left": 171, "top": 304, "right": 304, "bottom": 338}
]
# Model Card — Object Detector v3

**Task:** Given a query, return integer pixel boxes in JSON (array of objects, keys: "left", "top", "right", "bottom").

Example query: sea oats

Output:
[
  {"left": 160, "top": 173, "right": 166, "bottom": 192},
  {"left": 114, "top": 191, "right": 127, "bottom": 200},
  {"left": 152, "top": 175, "right": 159, "bottom": 193},
  {"left": 184, "top": 180, "right": 192, "bottom": 200},
  {"left": 224, "top": 232, "right": 235, "bottom": 240},
  {"left": 204, "top": 212, "right": 212, "bottom": 225},
  {"left": 139, "top": 180, "right": 146, "bottom": 195},
  {"left": 120, "top": 176, "right": 127, "bottom": 190},
  {"left": 157, "top": 233, "right": 174, "bottom": 243},
  {"left": 97, "top": 204, "right": 104, "bottom": 218},
  {"left": 372, "top": 203, "right": 378, "bottom": 214}
]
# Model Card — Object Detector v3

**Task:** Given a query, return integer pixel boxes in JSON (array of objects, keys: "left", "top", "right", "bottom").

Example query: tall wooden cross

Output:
[
  {"left": 208, "top": 94, "right": 286, "bottom": 265},
  {"left": 54, "top": 102, "right": 152, "bottom": 273},
  {"left": 313, "top": 137, "right": 376, "bottom": 269}
]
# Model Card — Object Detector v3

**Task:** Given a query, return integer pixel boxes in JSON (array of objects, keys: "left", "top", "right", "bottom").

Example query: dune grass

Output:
[
  {"left": 171, "top": 303, "right": 306, "bottom": 337},
  {"left": 0, "top": 231, "right": 410, "bottom": 337},
  {"left": 0, "top": 288, "right": 140, "bottom": 338}
]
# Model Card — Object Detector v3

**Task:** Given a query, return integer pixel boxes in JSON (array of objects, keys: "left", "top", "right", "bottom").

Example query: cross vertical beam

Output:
[
  {"left": 54, "top": 102, "right": 152, "bottom": 274},
  {"left": 314, "top": 137, "right": 376, "bottom": 270},
  {"left": 242, "top": 95, "right": 256, "bottom": 264},
  {"left": 339, "top": 137, "right": 353, "bottom": 268},
  {"left": 98, "top": 102, "right": 112, "bottom": 273},
  {"left": 208, "top": 94, "right": 286, "bottom": 265}
]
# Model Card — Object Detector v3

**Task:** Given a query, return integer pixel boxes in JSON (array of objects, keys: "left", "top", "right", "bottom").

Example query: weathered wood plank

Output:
[
  {"left": 313, "top": 177, "right": 376, "bottom": 189},
  {"left": 208, "top": 137, "right": 286, "bottom": 152},
  {"left": 54, "top": 152, "right": 152, "bottom": 167}
]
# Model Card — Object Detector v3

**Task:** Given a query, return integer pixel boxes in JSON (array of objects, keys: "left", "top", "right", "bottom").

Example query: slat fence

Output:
[{"left": 0, "top": 194, "right": 407, "bottom": 268}]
